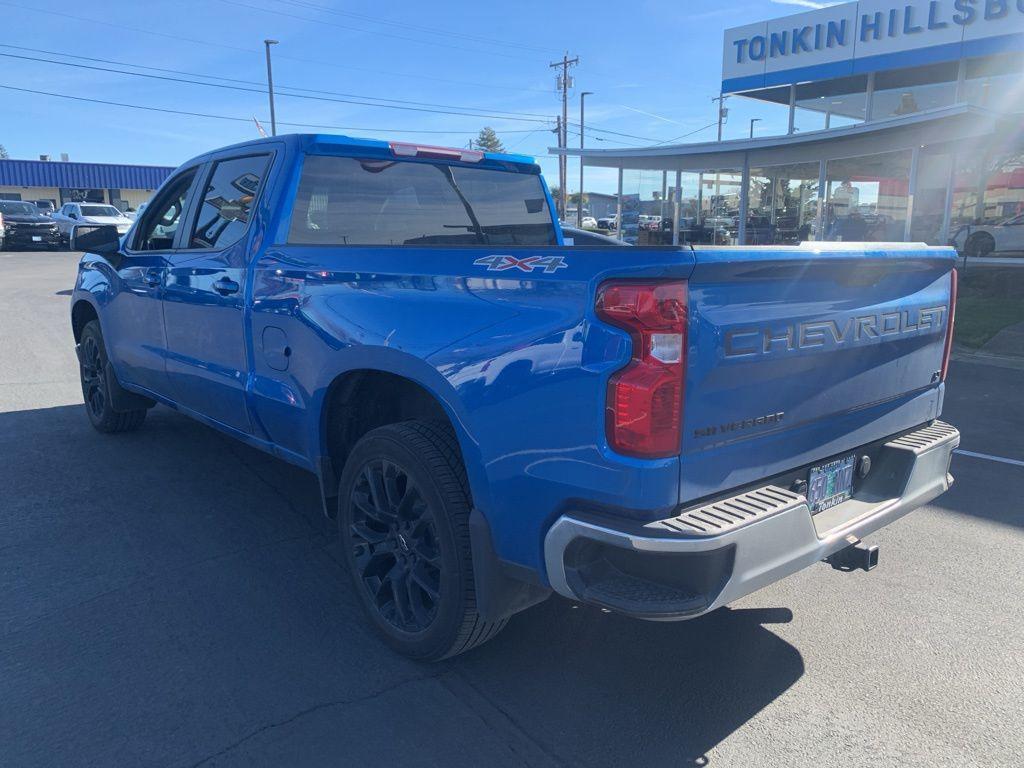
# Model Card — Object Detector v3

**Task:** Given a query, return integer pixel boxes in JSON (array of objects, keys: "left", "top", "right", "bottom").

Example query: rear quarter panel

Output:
[{"left": 249, "top": 244, "right": 695, "bottom": 572}]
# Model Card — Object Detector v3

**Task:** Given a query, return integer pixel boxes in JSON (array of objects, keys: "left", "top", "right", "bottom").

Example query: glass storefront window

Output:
[
  {"left": 871, "top": 63, "right": 958, "bottom": 120},
  {"left": 909, "top": 151, "right": 953, "bottom": 246},
  {"left": 621, "top": 169, "right": 670, "bottom": 245},
  {"left": 747, "top": 162, "right": 820, "bottom": 244},
  {"left": 700, "top": 171, "right": 743, "bottom": 245},
  {"left": 823, "top": 151, "right": 911, "bottom": 242},
  {"left": 949, "top": 137, "right": 1024, "bottom": 257},
  {"left": 794, "top": 76, "right": 869, "bottom": 133},
  {"left": 961, "top": 54, "right": 1024, "bottom": 112}
]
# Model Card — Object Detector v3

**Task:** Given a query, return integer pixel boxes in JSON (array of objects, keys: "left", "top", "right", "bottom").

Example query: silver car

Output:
[{"left": 52, "top": 203, "right": 134, "bottom": 247}]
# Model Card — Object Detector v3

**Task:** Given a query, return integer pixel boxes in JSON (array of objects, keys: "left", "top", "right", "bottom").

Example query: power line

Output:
[
  {"left": 0, "top": 52, "right": 557, "bottom": 125},
  {"left": 0, "top": 84, "right": 544, "bottom": 136},
  {"left": 215, "top": 0, "right": 538, "bottom": 62},
  {"left": 0, "top": 44, "right": 554, "bottom": 121},
  {"left": 653, "top": 122, "right": 720, "bottom": 145},
  {"left": 266, "top": 0, "right": 560, "bottom": 54},
  {"left": 0, "top": 1, "right": 550, "bottom": 94},
  {"left": 566, "top": 122, "right": 658, "bottom": 143},
  {"left": 564, "top": 129, "right": 636, "bottom": 147}
]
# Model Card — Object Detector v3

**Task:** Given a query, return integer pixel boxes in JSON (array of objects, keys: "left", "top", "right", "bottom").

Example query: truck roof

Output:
[{"left": 183, "top": 133, "right": 540, "bottom": 171}]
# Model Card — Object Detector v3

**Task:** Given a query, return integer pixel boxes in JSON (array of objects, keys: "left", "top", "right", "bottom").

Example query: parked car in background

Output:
[
  {"left": 52, "top": 203, "right": 134, "bottom": 248},
  {"left": 951, "top": 214, "right": 1024, "bottom": 257},
  {"left": 597, "top": 213, "right": 618, "bottom": 230},
  {"left": 122, "top": 208, "right": 139, "bottom": 221},
  {"left": 0, "top": 199, "right": 62, "bottom": 250},
  {"left": 580, "top": 216, "right": 598, "bottom": 229},
  {"left": 561, "top": 225, "right": 628, "bottom": 246},
  {"left": 31, "top": 200, "right": 56, "bottom": 217}
]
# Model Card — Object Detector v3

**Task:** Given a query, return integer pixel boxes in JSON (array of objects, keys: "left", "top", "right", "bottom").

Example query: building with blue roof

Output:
[{"left": 0, "top": 157, "right": 175, "bottom": 211}]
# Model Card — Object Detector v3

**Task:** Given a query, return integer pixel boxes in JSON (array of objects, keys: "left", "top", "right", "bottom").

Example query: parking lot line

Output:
[{"left": 955, "top": 449, "right": 1024, "bottom": 468}]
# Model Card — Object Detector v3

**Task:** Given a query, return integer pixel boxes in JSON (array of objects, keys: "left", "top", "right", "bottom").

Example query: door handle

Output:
[{"left": 212, "top": 277, "right": 240, "bottom": 296}]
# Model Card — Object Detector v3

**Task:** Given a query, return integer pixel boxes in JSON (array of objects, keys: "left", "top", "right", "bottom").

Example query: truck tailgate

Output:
[{"left": 680, "top": 244, "right": 956, "bottom": 503}]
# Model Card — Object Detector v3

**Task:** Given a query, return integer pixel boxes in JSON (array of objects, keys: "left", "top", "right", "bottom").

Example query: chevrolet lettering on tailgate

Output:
[{"left": 724, "top": 305, "right": 947, "bottom": 358}]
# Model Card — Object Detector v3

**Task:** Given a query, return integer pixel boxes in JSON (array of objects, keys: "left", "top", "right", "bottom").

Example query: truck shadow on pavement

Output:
[{"left": 1, "top": 403, "right": 804, "bottom": 768}]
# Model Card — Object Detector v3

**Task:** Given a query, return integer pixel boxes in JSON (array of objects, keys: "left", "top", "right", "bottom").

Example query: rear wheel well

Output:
[
  {"left": 71, "top": 300, "right": 99, "bottom": 342},
  {"left": 322, "top": 370, "right": 461, "bottom": 508}
]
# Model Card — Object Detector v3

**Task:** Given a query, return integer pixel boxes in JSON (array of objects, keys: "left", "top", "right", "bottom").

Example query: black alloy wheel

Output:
[
  {"left": 77, "top": 320, "right": 147, "bottom": 433},
  {"left": 338, "top": 421, "right": 508, "bottom": 660},
  {"left": 349, "top": 458, "right": 443, "bottom": 633},
  {"left": 80, "top": 333, "right": 107, "bottom": 421}
]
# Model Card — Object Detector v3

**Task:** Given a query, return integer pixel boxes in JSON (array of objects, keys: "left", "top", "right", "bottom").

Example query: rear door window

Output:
[
  {"left": 189, "top": 154, "right": 271, "bottom": 250},
  {"left": 288, "top": 155, "right": 556, "bottom": 246}
]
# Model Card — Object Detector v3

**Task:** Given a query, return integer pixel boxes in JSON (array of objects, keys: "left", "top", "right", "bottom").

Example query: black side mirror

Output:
[
  {"left": 69, "top": 213, "right": 78, "bottom": 220},
  {"left": 74, "top": 225, "right": 122, "bottom": 256}
]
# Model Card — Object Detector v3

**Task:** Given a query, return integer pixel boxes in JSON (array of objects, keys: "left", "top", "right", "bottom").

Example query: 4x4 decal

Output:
[{"left": 473, "top": 254, "right": 568, "bottom": 274}]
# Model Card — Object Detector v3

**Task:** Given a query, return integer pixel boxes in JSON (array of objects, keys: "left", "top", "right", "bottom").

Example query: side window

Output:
[
  {"left": 189, "top": 154, "right": 270, "bottom": 250},
  {"left": 133, "top": 168, "right": 198, "bottom": 251}
]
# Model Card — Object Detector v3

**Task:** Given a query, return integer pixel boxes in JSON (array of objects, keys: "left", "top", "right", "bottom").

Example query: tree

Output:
[
  {"left": 548, "top": 185, "right": 562, "bottom": 204},
  {"left": 475, "top": 126, "right": 505, "bottom": 153},
  {"left": 0, "top": 144, "right": 8, "bottom": 160}
]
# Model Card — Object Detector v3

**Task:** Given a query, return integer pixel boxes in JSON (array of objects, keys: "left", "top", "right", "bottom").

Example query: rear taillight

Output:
[
  {"left": 596, "top": 280, "right": 687, "bottom": 458},
  {"left": 941, "top": 268, "right": 957, "bottom": 382}
]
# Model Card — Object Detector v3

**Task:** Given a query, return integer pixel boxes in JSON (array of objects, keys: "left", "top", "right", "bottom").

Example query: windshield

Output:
[
  {"left": 80, "top": 205, "right": 122, "bottom": 217},
  {"left": 288, "top": 155, "right": 557, "bottom": 246},
  {"left": 0, "top": 201, "right": 38, "bottom": 216}
]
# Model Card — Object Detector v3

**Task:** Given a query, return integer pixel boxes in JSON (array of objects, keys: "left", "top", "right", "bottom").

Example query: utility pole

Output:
[
  {"left": 577, "top": 91, "right": 593, "bottom": 227},
  {"left": 550, "top": 52, "right": 579, "bottom": 219},
  {"left": 712, "top": 94, "right": 730, "bottom": 142},
  {"left": 264, "top": 39, "right": 279, "bottom": 136}
]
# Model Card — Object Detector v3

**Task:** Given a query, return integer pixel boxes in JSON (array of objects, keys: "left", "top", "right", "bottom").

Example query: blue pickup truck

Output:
[{"left": 70, "top": 134, "right": 960, "bottom": 659}]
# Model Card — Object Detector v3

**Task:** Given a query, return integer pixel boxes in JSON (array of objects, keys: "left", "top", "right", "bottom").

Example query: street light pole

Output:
[
  {"left": 577, "top": 91, "right": 593, "bottom": 228},
  {"left": 264, "top": 39, "right": 279, "bottom": 137}
]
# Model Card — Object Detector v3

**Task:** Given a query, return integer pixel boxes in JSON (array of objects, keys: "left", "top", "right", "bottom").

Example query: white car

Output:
[
  {"left": 52, "top": 203, "right": 134, "bottom": 246},
  {"left": 951, "top": 214, "right": 1024, "bottom": 257},
  {"left": 580, "top": 216, "right": 598, "bottom": 229}
]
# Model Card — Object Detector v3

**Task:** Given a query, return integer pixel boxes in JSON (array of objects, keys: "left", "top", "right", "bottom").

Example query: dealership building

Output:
[
  {"left": 561, "top": 0, "right": 1024, "bottom": 255},
  {"left": 0, "top": 158, "right": 174, "bottom": 212}
]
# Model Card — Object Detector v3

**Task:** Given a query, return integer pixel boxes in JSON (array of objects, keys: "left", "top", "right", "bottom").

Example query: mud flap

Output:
[{"left": 469, "top": 508, "right": 550, "bottom": 623}]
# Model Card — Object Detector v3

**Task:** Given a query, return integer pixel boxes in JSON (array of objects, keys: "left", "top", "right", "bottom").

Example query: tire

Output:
[
  {"left": 338, "top": 421, "right": 506, "bottom": 661},
  {"left": 965, "top": 232, "right": 995, "bottom": 258},
  {"left": 78, "top": 320, "right": 147, "bottom": 433}
]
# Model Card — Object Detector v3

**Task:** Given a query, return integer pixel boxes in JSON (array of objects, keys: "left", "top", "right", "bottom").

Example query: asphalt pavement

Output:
[{"left": 2, "top": 251, "right": 1022, "bottom": 768}]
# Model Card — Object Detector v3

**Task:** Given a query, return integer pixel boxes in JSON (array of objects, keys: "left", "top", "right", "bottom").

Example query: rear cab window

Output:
[{"left": 287, "top": 155, "right": 557, "bottom": 246}]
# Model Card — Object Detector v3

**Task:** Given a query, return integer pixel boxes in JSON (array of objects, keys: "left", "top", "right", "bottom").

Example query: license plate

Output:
[
  {"left": 32, "top": 235, "right": 42, "bottom": 242},
  {"left": 807, "top": 454, "right": 856, "bottom": 513}
]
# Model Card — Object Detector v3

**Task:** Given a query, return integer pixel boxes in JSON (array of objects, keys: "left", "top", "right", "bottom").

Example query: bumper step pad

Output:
[
  {"left": 578, "top": 569, "right": 707, "bottom": 618},
  {"left": 885, "top": 420, "right": 958, "bottom": 454},
  {"left": 649, "top": 485, "right": 803, "bottom": 536}
]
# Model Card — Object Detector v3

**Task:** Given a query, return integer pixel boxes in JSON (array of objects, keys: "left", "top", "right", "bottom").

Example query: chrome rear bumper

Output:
[{"left": 543, "top": 421, "right": 959, "bottom": 619}]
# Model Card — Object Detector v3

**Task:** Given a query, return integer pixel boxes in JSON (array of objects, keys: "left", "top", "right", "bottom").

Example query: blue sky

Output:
[{"left": 0, "top": 0, "right": 813, "bottom": 193}]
